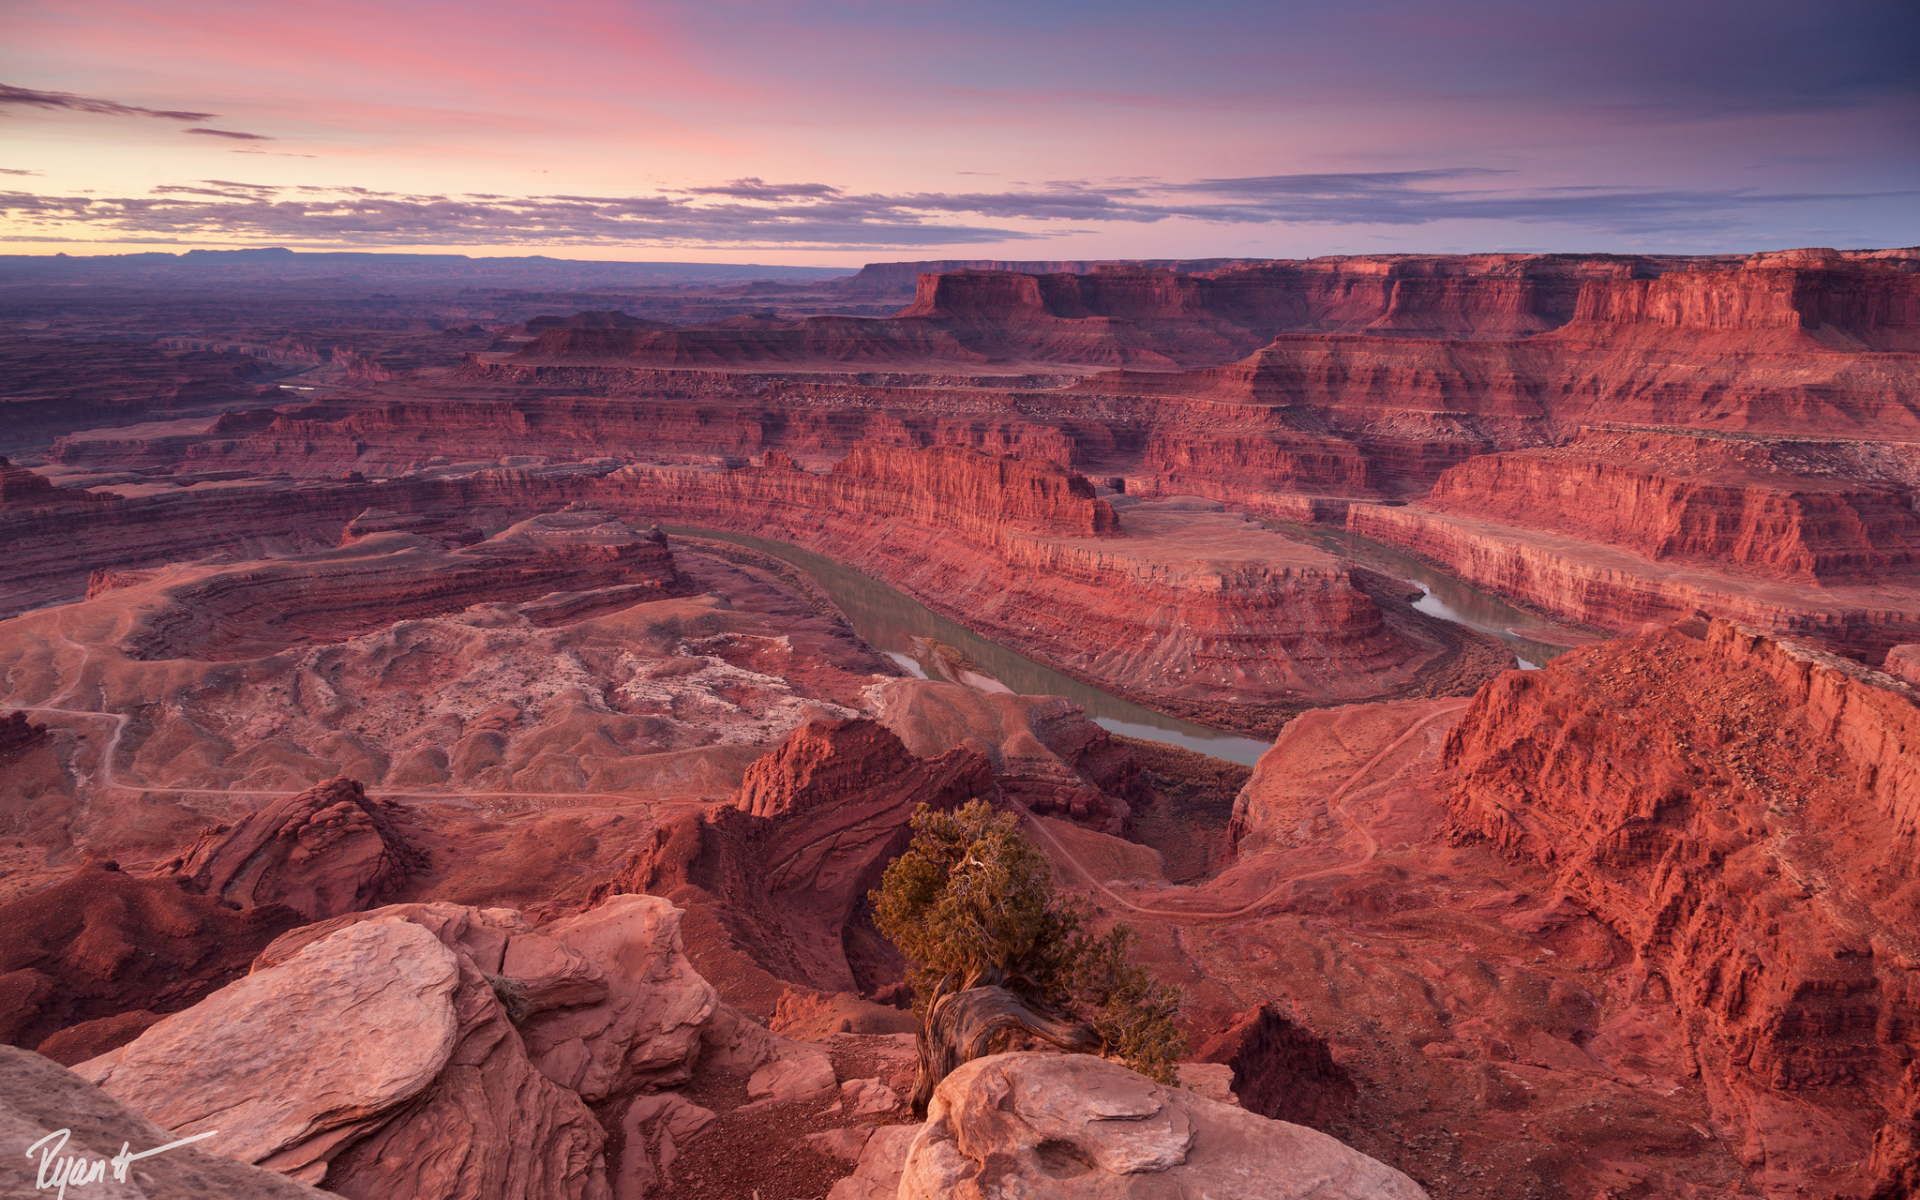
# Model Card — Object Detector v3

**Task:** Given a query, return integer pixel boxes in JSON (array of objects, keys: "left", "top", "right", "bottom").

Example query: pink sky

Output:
[{"left": 3, "top": 0, "right": 1915, "bottom": 264}]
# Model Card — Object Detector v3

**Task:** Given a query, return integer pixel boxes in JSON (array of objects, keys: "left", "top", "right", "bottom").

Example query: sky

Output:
[{"left": 2, "top": 0, "right": 1916, "bottom": 265}]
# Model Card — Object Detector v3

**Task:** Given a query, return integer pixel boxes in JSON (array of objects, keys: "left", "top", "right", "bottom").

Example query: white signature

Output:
[{"left": 25, "top": 1128, "right": 219, "bottom": 1198}]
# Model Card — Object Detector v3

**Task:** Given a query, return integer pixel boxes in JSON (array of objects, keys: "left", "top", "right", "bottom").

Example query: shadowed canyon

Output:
[{"left": 4, "top": 247, "right": 1919, "bottom": 1200}]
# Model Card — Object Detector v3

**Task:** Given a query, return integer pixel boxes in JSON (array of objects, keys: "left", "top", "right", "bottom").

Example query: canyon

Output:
[{"left": 2, "top": 245, "right": 1918, "bottom": 1200}]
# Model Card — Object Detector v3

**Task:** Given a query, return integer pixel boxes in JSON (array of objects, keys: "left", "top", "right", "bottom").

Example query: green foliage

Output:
[{"left": 871, "top": 799, "right": 1190, "bottom": 1083}]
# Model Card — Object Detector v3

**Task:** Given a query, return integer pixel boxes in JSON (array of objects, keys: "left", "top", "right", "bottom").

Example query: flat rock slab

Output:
[
  {"left": 1, "top": 1045, "right": 331, "bottom": 1199},
  {"left": 76, "top": 921, "right": 461, "bottom": 1166}
]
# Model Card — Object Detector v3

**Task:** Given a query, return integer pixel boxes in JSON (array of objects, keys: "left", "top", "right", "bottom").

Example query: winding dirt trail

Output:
[
  {"left": 1019, "top": 701, "right": 1468, "bottom": 924},
  {"left": 15, "top": 705, "right": 709, "bottom": 809}
]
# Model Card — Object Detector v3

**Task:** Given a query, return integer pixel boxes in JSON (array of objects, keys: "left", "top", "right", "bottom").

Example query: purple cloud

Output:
[{"left": 0, "top": 82, "right": 214, "bottom": 122}]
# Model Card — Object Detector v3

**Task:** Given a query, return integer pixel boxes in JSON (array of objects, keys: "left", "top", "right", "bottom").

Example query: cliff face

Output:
[
  {"left": 508, "top": 252, "right": 1838, "bottom": 372},
  {"left": 1441, "top": 620, "right": 1920, "bottom": 1197},
  {"left": 595, "top": 717, "right": 992, "bottom": 1005},
  {"left": 1348, "top": 501, "right": 1920, "bottom": 658},
  {"left": 0, "top": 467, "right": 617, "bottom": 618},
  {"left": 825, "top": 442, "right": 1119, "bottom": 539},
  {"left": 0, "top": 457, "right": 111, "bottom": 509},
  {"left": 1424, "top": 431, "right": 1920, "bottom": 584},
  {"left": 1569, "top": 265, "right": 1920, "bottom": 350},
  {"left": 597, "top": 447, "right": 1430, "bottom": 715}
]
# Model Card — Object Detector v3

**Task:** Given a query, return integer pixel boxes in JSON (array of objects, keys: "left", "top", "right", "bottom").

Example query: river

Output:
[
  {"left": 666, "top": 523, "right": 1596, "bottom": 767},
  {"left": 1261, "top": 521, "right": 1589, "bottom": 669}
]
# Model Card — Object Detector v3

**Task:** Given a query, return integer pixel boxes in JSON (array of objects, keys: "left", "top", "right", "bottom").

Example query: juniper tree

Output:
[{"left": 871, "top": 799, "right": 1189, "bottom": 1111}]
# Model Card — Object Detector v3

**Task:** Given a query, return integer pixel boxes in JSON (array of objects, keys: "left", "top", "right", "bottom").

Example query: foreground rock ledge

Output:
[{"left": 898, "top": 1051, "right": 1430, "bottom": 1199}]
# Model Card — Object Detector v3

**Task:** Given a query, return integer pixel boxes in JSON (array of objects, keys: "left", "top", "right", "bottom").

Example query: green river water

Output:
[{"left": 666, "top": 524, "right": 1595, "bottom": 767}]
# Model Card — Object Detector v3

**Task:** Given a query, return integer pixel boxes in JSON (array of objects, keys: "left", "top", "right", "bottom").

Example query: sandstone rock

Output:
[
  {"left": 1194, "top": 1003, "right": 1355, "bottom": 1130},
  {"left": 806, "top": 1125, "right": 873, "bottom": 1162},
  {"left": 1349, "top": 499, "right": 1920, "bottom": 653},
  {"left": 76, "top": 918, "right": 612, "bottom": 1199},
  {"left": 838, "top": 1076, "right": 902, "bottom": 1116},
  {"left": 1422, "top": 429, "right": 1920, "bottom": 584},
  {"left": 0, "top": 862, "right": 300, "bottom": 1055},
  {"left": 1885, "top": 642, "right": 1920, "bottom": 687},
  {"left": 0, "top": 1044, "right": 331, "bottom": 1199},
  {"left": 825, "top": 1123, "right": 921, "bottom": 1200},
  {"left": 260, "top": 900, "right": 706, "bottom": 1106},
  {"left": 167, "top": 776, "right": 423, "bottom": 919},
  {"left": 770, "top": 986, "right": 917, "bottom": 1040},
  {"left": 614, "top": 1093, "right": 716, "bottom": 1200},
  {"left": 1443, "top": 619, "right": 1920, "bottom": 1197},
  {"left": 1174, "top": 1062, "right": 1238, "bottom": 1106},
  {"left": 33, "top": 1010, "right": 165, "bottom": 1068},
  {"left": 872, "top": 679, "right": 1139, "bottom": 831},
  {"left": 746, "top": 1043, "right": 838, "bottom": 1104},
  {"left": 520, "top": 894, "right": 718, "bottom": 1099},
  {"left": 594, "top": 717, "right": 990, "bottom": 1009},
  {"left": 899, "top": 1052, "right": 1429, "bottom": 1199},
  {"left": 77, "top": 921, "right": 464, "bottom": 1169}
]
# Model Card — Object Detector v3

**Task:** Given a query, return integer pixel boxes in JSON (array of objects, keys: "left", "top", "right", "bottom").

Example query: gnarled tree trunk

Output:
[{"left": 911, "top": 984, "right": 1101, "bottom": 1116}]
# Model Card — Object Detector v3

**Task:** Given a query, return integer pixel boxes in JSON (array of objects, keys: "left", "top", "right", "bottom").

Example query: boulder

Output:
[
  {"left": 838, "top": 1076, "right": 903, "bottom": 1117},
  {"left": 76, "top": 918, "right": 611, "bottom": 1199},
  {"left": 746, "top": 1044, "right": 837, "bottom": 1104},
  {"left": 76, "top": 921, "right": 463, "bottom": 1167},
  {"left": 899, "top": 1052, "right": 1429, "bottom": 1199},
  {"left": 613, "top": 1093, "right": 716, "bottom": 1200},
  {"left": 1, "top": 1044, "right": 331, "bottom": 1199},
  {"left": 826, "top": 1123, "right": 921, "bottom": 1200},
  {"left": 519, "top": 894, "right": 718, "bottom": 1099}
]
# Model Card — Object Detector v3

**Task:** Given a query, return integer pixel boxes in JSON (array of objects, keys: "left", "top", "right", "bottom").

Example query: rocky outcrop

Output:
[
  {"left": 0, "top": 709, "right": 48, "bottom": 763},
  {"left": 870, "top": 679, "right": 1141, "bottom": 831},
  {"left": 165, "top": 776, "right": 424, "bottom": 919},
  {"left": 1229, "top": 698, "right": 1459, "bottom": 856},
  {"left": 899, "top": 1051, "right": 1429, "bottom": 1199},
  {"left": 596, "top": 717, "right": 992, "bottom": 1009},
  {"left": 0, "top": 862, "right": 301, "bottom": 1056},
  {"left": 518, "top": 896, "right": 719, "bottom": 1098},
  {"left": 78, "top": 918, "right": 612, "bottom": 1198},
  {"left": 1195, "top": 1003, "right": 1357, "bottom": 1131},
  {"left": 1441, "top": 620, "right": 1920, "bottom": 1197},
  {"left": 251, "top": 898, "right": 717, "bottom": 1102},
  {"left": 73, "top": 897, "right": 726, "bottom": 1198},
  {"left": 1, "top": 456, "right": 112, "bottom": 509},
  {"left": 2, "top": 1044, "right": 332, "bottom": 1200}
]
